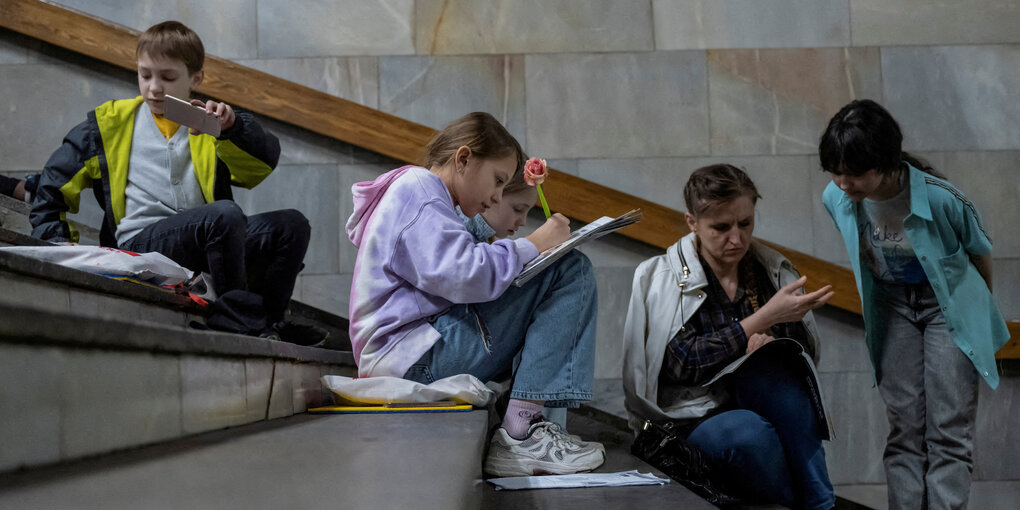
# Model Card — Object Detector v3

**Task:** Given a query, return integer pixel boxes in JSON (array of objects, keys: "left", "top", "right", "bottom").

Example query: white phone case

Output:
[{"left": 163, "top": 95, "right": 221, "bottom": 137}]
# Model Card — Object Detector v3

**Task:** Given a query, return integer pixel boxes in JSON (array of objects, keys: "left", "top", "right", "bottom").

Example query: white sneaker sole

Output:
[{"left": 484, "top": 450, "right": 605, "bottom": 477}]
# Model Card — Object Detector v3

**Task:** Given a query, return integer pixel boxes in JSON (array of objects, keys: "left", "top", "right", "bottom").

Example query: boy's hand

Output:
[
  {"left": 189, "top": 99, "right": 235, "bottom": 135},
  {"left": 525, "top": 213, "right": 570, "bottom": 253}
]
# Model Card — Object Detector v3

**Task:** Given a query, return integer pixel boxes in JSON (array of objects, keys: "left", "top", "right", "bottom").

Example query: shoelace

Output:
[
  {"left": 532, "top": 422, "right": 584, "bottom": 451},
  {"left": 542, "top": 422, "right": 588, "bottom": 443}
]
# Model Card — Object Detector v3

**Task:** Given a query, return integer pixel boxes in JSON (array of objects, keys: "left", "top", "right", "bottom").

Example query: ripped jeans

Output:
[{"left": 403, "top": 250, "right": 597, "bottom": 407}]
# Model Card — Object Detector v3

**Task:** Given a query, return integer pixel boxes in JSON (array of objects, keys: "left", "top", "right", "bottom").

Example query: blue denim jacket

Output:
[
  {"left": 823, "top": 165, "right": 1008, "bottom": 389},
  {"left": 456, "top": 207, "right": 497, "bottom": 243}
]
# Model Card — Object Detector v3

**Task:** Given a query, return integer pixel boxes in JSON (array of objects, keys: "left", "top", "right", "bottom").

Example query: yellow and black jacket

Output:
[{"left": 30, "top": 96, "right": 280, "bottom": 246}]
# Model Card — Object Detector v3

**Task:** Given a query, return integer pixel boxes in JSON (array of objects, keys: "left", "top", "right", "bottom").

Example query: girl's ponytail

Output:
[
  {"left": 819, "top": 99, "right": 945, "bottom": 180},
  {"left": 901, "top": 151, "right": 946, "bottom": 180}
]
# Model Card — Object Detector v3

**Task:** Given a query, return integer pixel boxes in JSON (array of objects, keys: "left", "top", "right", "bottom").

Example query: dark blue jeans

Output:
[
  {"left": 119, "top": 200, "right": 310, "bottom": 323},
  {"left": 687, "top": 347, "right": 833, "bottom": 510}
]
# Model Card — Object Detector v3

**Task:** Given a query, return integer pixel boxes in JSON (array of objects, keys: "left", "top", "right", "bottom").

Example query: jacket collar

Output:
[
  {"left": 832, "top": 163, "right": 932, "bottom": 221},
  {"left": 668, "top": 232, "right": 791, "bottom": 290},
  {"left": 906, "top": 164, "right": 933, "bottom": 221},
  {"left": 667, "top": 233, "right": 708, "bottom": 291}
]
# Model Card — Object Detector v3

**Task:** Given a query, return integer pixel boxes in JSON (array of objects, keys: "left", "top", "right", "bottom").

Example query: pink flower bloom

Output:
[{"left": 524, "top": 157, "right": 548, "bottom": 186}]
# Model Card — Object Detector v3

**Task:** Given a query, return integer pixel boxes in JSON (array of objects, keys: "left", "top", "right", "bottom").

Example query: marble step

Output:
[
  {"left": 0, "top": 304, "right": 355, "bottom": 473},
  {"left": 0, "top": 410, "right": 489, "bottom": 510}
]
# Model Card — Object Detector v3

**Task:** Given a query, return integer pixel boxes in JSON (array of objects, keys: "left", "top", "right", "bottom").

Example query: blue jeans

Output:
[
  {"left": 874, "top": 281, "right": 978, "bottom": 510},
  {"left": 688, "top": 347, "right": 834, "bottom": 510},
  {"left": 403, "top": 250, "right": 597, "bottom": 407},
  {"left": 120, "top": 200, "right": 310, "bottom": 323}
]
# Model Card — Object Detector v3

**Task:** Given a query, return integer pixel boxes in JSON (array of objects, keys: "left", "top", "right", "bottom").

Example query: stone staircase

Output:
[
  {"left": 0, "top": 234, "right": 359, "bottom": 470},
  {"left": 0, "top": 196, "right": 769, "bottom": 509}
]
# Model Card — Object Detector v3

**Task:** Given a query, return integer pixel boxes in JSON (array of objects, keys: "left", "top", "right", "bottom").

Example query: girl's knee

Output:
[
  {"left": 559, "top": 250, "right": 595, "bottom": 289},
  {"left": 563, "top": 249, "right": 593, "bottom": 272}
]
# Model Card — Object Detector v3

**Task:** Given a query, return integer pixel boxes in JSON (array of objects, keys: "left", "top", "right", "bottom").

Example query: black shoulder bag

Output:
[{"left": 631, "top": 419, "right": 743, "bottom": 506}]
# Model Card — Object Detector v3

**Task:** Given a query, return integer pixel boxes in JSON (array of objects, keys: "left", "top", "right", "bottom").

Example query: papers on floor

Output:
[{"left": 487, "top": 470, "right": 670, "bottom": 491}]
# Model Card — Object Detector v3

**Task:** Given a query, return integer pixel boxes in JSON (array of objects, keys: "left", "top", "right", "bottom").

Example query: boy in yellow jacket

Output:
[{"left": 31, "top": 21, "right": 323, "bottom": 346}]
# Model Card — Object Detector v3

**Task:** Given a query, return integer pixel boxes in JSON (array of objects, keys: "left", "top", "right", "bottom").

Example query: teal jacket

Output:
[{"left": 823, "top": 165, "right": 1008, "bottom": 389}]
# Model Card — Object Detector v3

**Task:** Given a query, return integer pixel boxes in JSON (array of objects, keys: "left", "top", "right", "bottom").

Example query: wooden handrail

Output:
[{"left": 2, "top": 0, "right": 1015, "bottom": 358}]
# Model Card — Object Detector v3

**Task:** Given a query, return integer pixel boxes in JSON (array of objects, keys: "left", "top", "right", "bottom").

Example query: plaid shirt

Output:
[{"left": 660, "top": 255, "right": 807, "bottom": 386}]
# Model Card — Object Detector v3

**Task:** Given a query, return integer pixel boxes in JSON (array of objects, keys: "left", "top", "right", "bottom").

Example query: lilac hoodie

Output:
[{"left": 346, "top": 166, "right": 539, "bottom": 377}]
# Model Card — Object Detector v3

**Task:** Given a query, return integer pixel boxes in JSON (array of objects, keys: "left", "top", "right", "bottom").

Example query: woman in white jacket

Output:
[{"left": 623, "top": 164, "right": 835, "bottom": 510}]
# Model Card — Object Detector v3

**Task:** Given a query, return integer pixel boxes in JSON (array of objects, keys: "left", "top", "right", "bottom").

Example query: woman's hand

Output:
[
  {"left": 746, "top": 332, "right": 775, "bottom": 354},
  {"left": 525, "top": 213, "right": 570, "bottom": 253},
  {"left": 741, "top": 276, "right": 834, "bottom": 334},
  {"left": 764, "top": 276, "right": 834, "bottom": 324}
]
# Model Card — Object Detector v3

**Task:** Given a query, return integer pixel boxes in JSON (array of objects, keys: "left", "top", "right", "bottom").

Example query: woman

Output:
[{"left": 623, "top": 164, "right": 835, "bottom": 509}]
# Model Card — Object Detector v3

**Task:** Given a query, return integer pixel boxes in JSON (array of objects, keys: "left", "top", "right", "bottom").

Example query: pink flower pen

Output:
[{"left": 523, "top": 157, "right": 551, "bottom": 218}]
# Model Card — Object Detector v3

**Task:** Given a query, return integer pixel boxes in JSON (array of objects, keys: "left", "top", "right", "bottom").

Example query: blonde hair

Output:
[
  {"left": 423, "top": 112, "right": 525, "bottom": 177},
  {"left": 137, "top": 21, "right": 205, "bottom": 75}
]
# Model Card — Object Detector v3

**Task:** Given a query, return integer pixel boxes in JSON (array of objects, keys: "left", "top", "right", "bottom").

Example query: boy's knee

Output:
[
  {"left": 204, "top": 200, "right": 246, "bottom": 232},
  {"left": 207, "top": 200, "right": 244, "bottom": 219},
  {"left": 279, "top": 209, "right": 310, "bottom": 229},
  {"left": 275, "top": 209, "right": 311, "bottom": 240}
]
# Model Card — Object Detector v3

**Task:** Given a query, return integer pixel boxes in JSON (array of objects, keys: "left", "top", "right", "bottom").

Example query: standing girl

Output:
[
  {"left": 346, "top": 112, "right": 604, "bottom": 477},
  {"left": 819, "top": 99, "right": 1008, "bottom": 510}
]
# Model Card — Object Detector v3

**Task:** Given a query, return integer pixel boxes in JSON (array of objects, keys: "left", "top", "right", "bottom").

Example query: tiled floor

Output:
[{"left": 835, "top": 482, "right": 1020, "bottom": 510}]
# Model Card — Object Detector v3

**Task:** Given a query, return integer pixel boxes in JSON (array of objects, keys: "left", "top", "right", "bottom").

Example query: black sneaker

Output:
[{"left": 271, "top": 321, "right": 329, "bottom": 347}]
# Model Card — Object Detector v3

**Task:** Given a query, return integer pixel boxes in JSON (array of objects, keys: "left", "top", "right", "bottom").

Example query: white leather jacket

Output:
[{"left": 622, "top": 233, "right": 821, "bottom": 435}]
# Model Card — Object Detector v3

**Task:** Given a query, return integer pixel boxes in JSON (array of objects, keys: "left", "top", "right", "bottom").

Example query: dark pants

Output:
[
  {"left": 120, "top": 200, "right": 311, "bottom": 323},
  {"left": 687, "top": 347, "right": 834, "bottom": 510}
]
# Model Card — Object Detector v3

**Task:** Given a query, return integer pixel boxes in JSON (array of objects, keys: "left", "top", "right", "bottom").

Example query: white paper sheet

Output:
[{"left": 487, "top": 470, "right": 670, "bottom": 491}]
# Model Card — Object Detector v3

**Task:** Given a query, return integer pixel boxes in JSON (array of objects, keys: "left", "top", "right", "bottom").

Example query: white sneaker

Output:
[
  {"left": 484, "top": 421, "right": 606, "bottom": 477},
  {"left": 544, "top": 422, "right": 606, "bottom": 454}
]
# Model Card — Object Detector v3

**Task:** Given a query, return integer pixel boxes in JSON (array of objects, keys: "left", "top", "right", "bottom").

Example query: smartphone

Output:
[{"left": 163, "top": 95, "right": 221, "bottom": 137}]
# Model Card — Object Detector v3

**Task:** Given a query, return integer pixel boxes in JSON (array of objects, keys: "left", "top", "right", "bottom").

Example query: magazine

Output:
[
  {"left": 512, "top": 209, "right": 642, "bottom": 287},
  {"left": 701, "top": 337, "right": 834, "bottom": 439}
]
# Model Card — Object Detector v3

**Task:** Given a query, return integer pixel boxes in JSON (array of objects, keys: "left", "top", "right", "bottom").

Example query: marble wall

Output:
[{"left": 1, "top": 0, "right": 1018, "bottom": 483}]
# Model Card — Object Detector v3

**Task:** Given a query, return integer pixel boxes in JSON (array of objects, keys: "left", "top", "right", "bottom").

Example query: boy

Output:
[
  {"left": 0, "top": 175, "right": 27, "bottom": 201},
  {"left": 30, "top": 21, "right": 324, "bottom": 346}
]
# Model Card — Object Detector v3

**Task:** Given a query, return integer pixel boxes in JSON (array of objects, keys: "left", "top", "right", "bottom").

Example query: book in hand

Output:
[
  {"left": 513, "top": 209, "right": 642, "bottom": 287},
  {"left": 163, "top": 94, "right": 221, "bottom": 137},
  {"left": 700, "top": 337, "right": 834, "bottom": 440}
]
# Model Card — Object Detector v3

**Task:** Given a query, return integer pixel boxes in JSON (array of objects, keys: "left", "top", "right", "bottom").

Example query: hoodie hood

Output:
[{"left": 346, "top": 165, "right": 414, "bottom": 247}]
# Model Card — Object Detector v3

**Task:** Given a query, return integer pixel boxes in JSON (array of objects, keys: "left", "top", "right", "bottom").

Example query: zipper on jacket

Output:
[{"left": 676, "top": 247, "right": 691, "bottom": 332}]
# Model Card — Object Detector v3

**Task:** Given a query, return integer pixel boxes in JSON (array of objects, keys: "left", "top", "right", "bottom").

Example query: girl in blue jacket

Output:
[{"left": 819, "top": 99, "right": 1008, "bottom": 510}]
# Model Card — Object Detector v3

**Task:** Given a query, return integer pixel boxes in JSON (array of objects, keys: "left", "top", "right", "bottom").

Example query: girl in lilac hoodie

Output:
[{"left": 346, "top": 112, "right": 604, "bottom": 477}]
